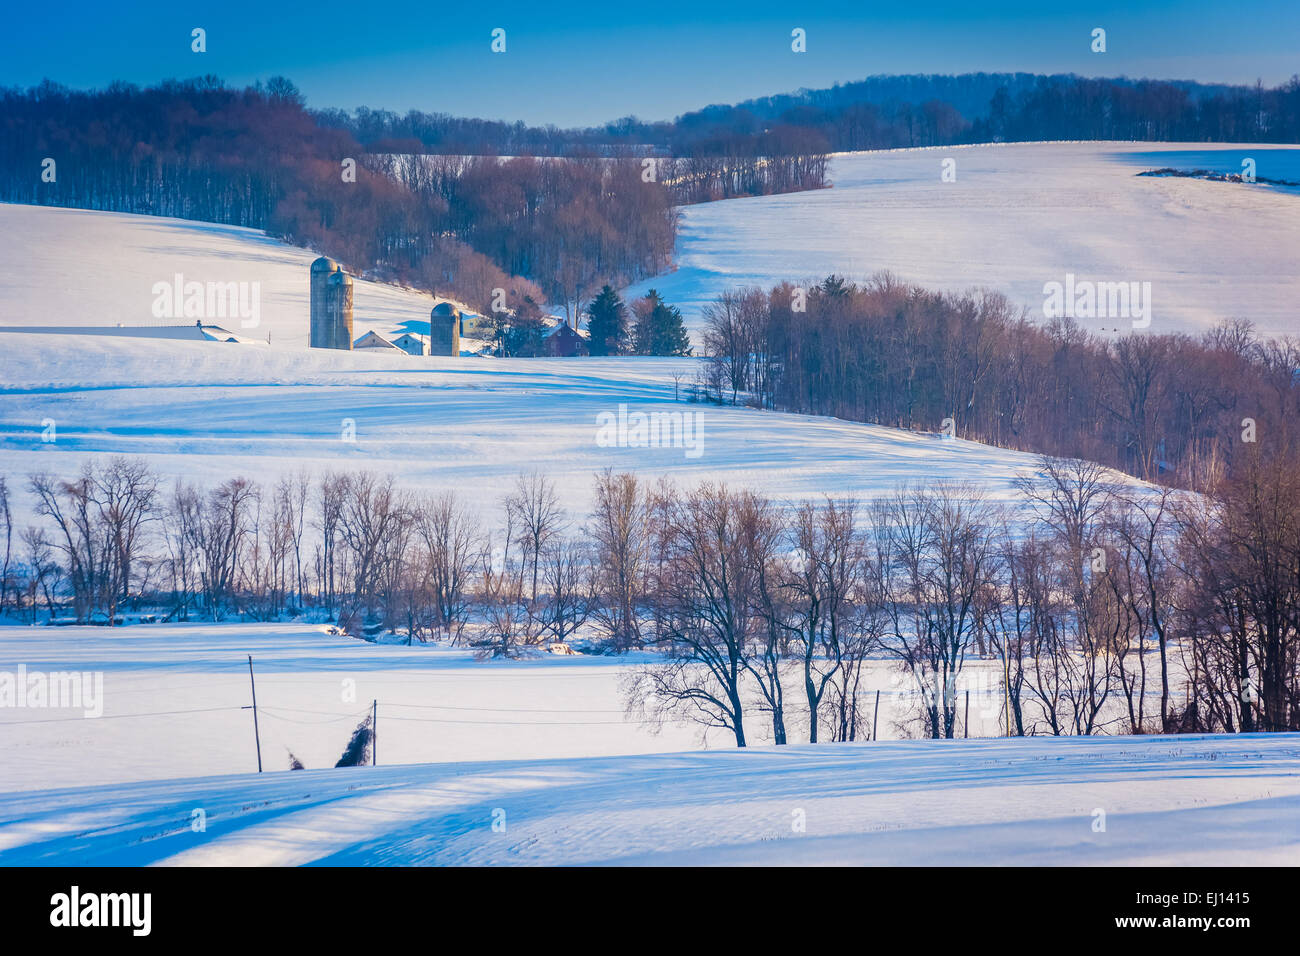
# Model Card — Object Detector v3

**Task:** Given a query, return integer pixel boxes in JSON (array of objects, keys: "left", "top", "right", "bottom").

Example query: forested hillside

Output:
[
  {"left": 0, "top": 77, "right": 677, "bottom": 316},
  {"left": 324, "top": 72, "right": 1300, "bottom": 155}
]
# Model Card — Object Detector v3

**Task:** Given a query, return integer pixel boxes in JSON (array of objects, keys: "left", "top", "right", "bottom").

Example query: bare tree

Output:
[
  {"left": 820, "top": 611, "right": 878, "bottom": 742},
  {"left": 412, "top": 492, "right": 482, "bottom": 642},
  {"left": 587, "top": 471, "right": 653, "bottom": 651},
  {"left": 161, "top": 481, "right": 201, "bottom": 621},
  {"left": 1175, "top": 451, "right": 1300, "bottom": 732},
  {"left": 988, "top": 530, "right": 1052, "bottom": 736},
  {"left": 875, "top": 482, "right": 1000, "bottom": 739},
  {"left": 1108, "top": 487, "right": 1178, "bottom": 730},
  {"left": 336, "top": 472, "right": 409, "bottom": 630},
  {"left": 93, "top": 457, "right": 160, "bottom": 622},
  {"left": 316, "top": 471, "right": 348, "bottom": 617},
  {"left": 30, "top": 467, "right": 104, "bottom": 622},
  {"left": 632, "top": 484, "right": 770, "bottom": 747},
  {"left": 194, "top": 477, "right": 259, "bottom": 620},
  {"left": 539, "top": 537, "right": 594, "bottom": 644},
  {"left": 475, "top": 508, "right": 542, "bottom": 659},
  {"left": 19, "top": 526, "right": 59, "bottom": 623},
  {"left": 286, "top": 471, "right": 311, "bottom": 607},
  {"left": 783, "top": 499, "right": 868, "bottom": 742},
  {"left": 504, "top": 471, "right": 566, "bottom": 604},
  {"left": 1019, "top": 461, "right": 1122, "bottom": 735},
  {"left": 740, "top": 495, "right": 789, "bottom": 744}
]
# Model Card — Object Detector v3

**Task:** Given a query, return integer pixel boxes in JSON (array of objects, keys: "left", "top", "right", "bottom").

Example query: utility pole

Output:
[
  {"left": 372, "top": 699, "right": 377, "bottom": 767},
  {"left": 871, "top": 689, "right": 881, "bottom": 741},
  {"left": 248, "top": 655, "right": 263, "bottom": 773},
  {"left": 964, "top": 690, "right": 970, "bottom": 739},
  {"left": 1004, "top": 647, "right": 1012, "bottom": 737}
]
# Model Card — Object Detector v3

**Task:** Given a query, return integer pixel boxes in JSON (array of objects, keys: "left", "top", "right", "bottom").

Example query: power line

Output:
[
  {"left": 260, "top": 704, "right": 372, "bottom": 717},
  {"left": 381, "top": 700, "right": 628, "bottom": 715},
  {"left": 379, "top": 713, "right": 634, "bottom": 726},
  {"left": 259, "top": 706, "right": 371, "bottom": 725},
  {"left": 0, "top": 705, "right": 241, "bottom": 726}
]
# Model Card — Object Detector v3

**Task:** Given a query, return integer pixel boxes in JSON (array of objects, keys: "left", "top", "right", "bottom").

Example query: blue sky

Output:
[{"left": 2, "top": 1, "right": 1297, "bottom": 125}]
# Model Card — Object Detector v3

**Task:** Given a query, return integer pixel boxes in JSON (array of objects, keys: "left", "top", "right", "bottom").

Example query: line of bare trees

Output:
[
  {"left": 4, "top": 450, "right": 1297, "bottom": 740},
  {"left": 702, "top": 275, "right": 1300, "bottom": 489}
]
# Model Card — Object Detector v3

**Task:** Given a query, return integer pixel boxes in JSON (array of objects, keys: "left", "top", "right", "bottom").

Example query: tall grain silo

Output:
[
  {"left": 310, "top": 256, "right": 354, "bottom": 350},
  {"left": 429, "top": 302, "right": 460, "bottom": 357}
]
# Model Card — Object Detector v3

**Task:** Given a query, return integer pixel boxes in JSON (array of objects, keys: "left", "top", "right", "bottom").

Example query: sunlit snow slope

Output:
[
  {"left": 0, "top": 190, "right": 1159, "bottom": 525},
  {"left": 1, "top": 730, "right": 1296, "bottom": 866},
  {"left": 0, "top": 203, "right": 437, "bottom": 347},
  {"left": 0, "top": 332, "right": 1068, "bottom": 522},
  {"left": 626, "top": 142, "right": 1300, "bottom": 336}
]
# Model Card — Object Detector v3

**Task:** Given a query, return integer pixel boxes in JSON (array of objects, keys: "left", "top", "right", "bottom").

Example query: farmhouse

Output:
[{"left": 544, "top": 321, "right": 589, "bottom": 357}]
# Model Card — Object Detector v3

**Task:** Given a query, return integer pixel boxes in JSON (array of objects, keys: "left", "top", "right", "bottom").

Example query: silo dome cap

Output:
[
  {"left": 311, "top": 256, "right": 339, "bottom": 272},
  {"left": 432, "top": 302, "right": 459, "bottom": 317}
]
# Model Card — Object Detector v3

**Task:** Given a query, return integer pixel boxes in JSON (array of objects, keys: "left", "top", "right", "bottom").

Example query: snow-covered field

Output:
[
  {"left": 0, "top": 624, "right": 699, "bottom": 791},
  {"left": 0, "top": 331, "right": 1072, "bottom": 525},
  {"left": 0, "top": 622, "right": 1032, "bottom": 793},
  {"left": 2, "top": 153, "right": 1294, "bottom": 867},
  {"left": 7, "top": 142, "right": 1298, "bottom": 350},
  {"left": 626, "top": 142, "right": 1300, "bottom": 336},
  {"left": 0, "top": 203, "right": 440, "bottom": 348},
  {"left": 2, "top": 725, "right": 1296, "bottom": 865},
  {"left": 1, "top": 623, "right": 1295, "bottom": 865},
  {"left": 0, "top": 196, "right": 1097, "bottom": 523}
]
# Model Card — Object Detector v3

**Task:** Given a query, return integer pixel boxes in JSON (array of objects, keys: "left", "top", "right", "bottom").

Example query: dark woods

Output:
[
  {"left": 323, "top": 73, "right": 1300, "bottom": 156},
  {"left": 702, "top": 276, "right": 1299, "bottom": 490},
  {"left": 0, "top": 76, "right": 833, "bottom": 319},
  {"left": 0, "top": 77, "right": 679, "bottom": 318},
  {"left": 719, "top": 73, "right": 1300, "bottom": 150}
]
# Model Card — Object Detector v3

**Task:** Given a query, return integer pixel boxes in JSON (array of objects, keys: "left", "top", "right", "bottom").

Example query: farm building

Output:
[
  {"left": 353, "top": 330, "right": 405, "bottom": 352},
  {"left": 429, "top": 302, "right": 460, "bottom": 357},
  {"left": 309, "top": 257, "right": 354, "bottom": 350},
  {"left": 544, "top": 321, "right": 589, "bottom": 357},
  {"left": 391, "top": 332, "right": 427, "bottom": 356}
]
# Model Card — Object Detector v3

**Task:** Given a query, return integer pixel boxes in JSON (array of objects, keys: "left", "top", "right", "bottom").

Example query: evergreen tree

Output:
[
  {"left": 633, "top": 290, "right": 693, "bottom": 357},
  {"left": 585, "top": 285, "right": 629, "bottom": 356}
]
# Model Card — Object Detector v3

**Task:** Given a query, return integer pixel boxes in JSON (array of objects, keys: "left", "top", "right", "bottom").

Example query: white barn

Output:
[
  {"left": 390, "top": 332, "right": 427, "bottom": 356},
  {"left": 353, "top": 330, "right": 405, "bottom": 352}
]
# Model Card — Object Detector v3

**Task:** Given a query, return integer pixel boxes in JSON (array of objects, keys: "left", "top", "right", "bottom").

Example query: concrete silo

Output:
[
  {"left": 309, "top": 257, "right": 354, "bottom": 350},
  {"left": 430, "top": 302, "right": 460, "bottom": 357}
]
